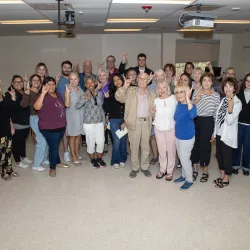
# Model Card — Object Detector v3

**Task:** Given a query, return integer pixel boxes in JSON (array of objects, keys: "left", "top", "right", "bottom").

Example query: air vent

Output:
[
  {"left": 185, "top": 5, "right": 224, "bottom": 11},
  {"left": 81, "top": 23, "right": 105, "bottom": 28},
  {"left": 30, "top": 3, "right": 74, "bottom": 11}
]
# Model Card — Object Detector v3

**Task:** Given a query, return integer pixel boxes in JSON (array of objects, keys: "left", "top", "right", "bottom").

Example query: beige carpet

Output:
[{"left": 0, "top": 141, "right": 250, "bottom": 250}]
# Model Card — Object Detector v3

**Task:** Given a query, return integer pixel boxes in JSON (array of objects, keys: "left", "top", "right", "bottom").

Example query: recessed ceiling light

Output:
[
  {"left": 112, "top": 0, "right": 194, "bottom": 4},
  {"left": 104, "top": 28, "right": 142, "bottom": 32},
  {"left": 231, "top": 7, "right": 241, "bottom": 11},
  {"left": 78, "top": 11, "right": 83, "bottom": 15},
  {"left": 214, "top": 20, "right": 250, "bottom": 24},
  {"left": 107, "top": 18, "right": 159, "bottom": 23},
  {"left": 0, "top": 19, "right": 53, "bottom": 24},
  {"left": 0, "top": 0, "right": 24, "bottom": 4},
  {"left": 27, "top": 30, "right": 66, "bottom": 33},
  {"left": 177, "top": 28, "right": 214, "bottom": 32}
]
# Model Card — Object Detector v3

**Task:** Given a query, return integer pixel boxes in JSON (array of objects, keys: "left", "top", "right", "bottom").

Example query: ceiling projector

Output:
[{"left": 180, "top": 13, "right": 217, "bottom": 29}]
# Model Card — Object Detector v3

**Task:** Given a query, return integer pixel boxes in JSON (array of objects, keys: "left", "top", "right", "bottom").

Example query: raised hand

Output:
[
  {"left": 9, "top": 87, "right": 16, "bottom": 101},
  {"left": 195, "top": 88, "right": 203, "bottom": 101},
  {"left": 72, "top": 61, "right": 80, "bottom": 70},
  {"left": 96, "top": 82, "right": 102, "bottom": 90},
  {"left": 65, "top": 84, "right": 71, "bottom": 94},
  {"left": 11, "top": 126, "right": 15, "bottom": 136},
  {"left": 122, "top": 53, "right": 128, "bottom": 64},
  {"left": 174, "top": 75, "right": 180, "bottom": 86},
  {"left": 206, "top": 61, "right": 212, "bottom": 68},
  {"left": 97, "top": 61, "right": 105, "bottom": 70},
  {"left": 122, "top": 74, "right": 131, "bottom": 89},
  {"left": 150, "top": 72, "right": 155, "bottom": 81},
  {"left": 84, "top": 91, "right": 91, "bottom": 101},
  {"left": 55, "top": 73, "right": 61, "bottom": 84},
  {"left": 24, "top": 72, "right": 29, "bottom": 82},
  {"left": 42, "top": 85, "right": 49, "bottom": 95},
  {"left": 104, "top": 90, "right": 110, "bottom": 98},
  {"left": 24, "top": 88, "right": 30, "bottom": 95},
  {"left": 185, "top": 87, "right": 193, "bottom": 102}
]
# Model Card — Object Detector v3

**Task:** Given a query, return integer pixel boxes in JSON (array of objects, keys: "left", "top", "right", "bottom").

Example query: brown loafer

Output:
[
  {"left": 49, "top": 169, "right": 56, "bottom": 177},
  {"left": 165, "top": 174, "right": 173, "bottom": 181}
]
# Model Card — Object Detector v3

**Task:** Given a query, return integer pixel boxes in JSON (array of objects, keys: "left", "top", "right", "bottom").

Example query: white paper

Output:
[
  {"left": 115, "top": 127, "right": 128, "bottom": 139},
  {"left": 106, "top": 122, "right": 110, "bottom": 130}
]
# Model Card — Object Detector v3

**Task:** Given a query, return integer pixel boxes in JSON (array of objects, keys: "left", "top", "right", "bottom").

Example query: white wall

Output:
[
  {"left": 162, "top": 33, "right": 233, "bottom": 71},
  {"left": 231, "top": 32, "right": 250, "bottom": 79},
  {"left": 0, "top": 33, "right": 233, "bottom": 89}
]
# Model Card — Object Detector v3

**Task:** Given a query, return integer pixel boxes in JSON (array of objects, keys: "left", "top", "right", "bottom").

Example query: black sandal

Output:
[
  {"left": 215, "top": 181, "right": 229, "bottom": 188},
  {"left": 200, "top": 173, "right": 209, "bottom": 183},
  {"left": 193, "top": 171, "right": 198, "bottom": 181},
  {"left": 156, "top": 172, "right": 166, "bottom": 179},
  {"left": 213, "top": 178, "right": 223, "bottom": 184}
]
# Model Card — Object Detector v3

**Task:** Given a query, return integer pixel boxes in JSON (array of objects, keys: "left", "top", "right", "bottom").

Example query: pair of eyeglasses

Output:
[
  {"left": 175, "top": 91, "right": 185, "bottom": 94},
  {"left": 13, "top": 81, "right": 23, "bottom": 84},
  {"left": 137, "top": 77, "right": 148, "bottom": 82}
]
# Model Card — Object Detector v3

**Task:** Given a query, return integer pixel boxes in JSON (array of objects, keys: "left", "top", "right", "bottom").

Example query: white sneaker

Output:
[
  {"left": 32, "top": 166, "right": 46, "bottom": 172},
  {"left": 42, "top": 160, "right": 50, "bottom": 165},
  {"left": 21, "top": 157, "right": 33, "bottom": 164},
  {"left": 120, "top": 162, "right": 126, "bottom": 168},
  {"left": 64, "top": 152, "right": 70, "bottom": 162},
  {"left": 113, "top": 164, "right": 120, "bottom": 169},
  {"left": 15, "top": 162, "right": 29, "bottom": 168}
]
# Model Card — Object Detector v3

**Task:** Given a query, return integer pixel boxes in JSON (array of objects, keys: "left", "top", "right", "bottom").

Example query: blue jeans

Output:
[
  {"left": 30, "top": 116, "right": 48, "bottom": 168},
  {"left": 110, "top": 119, "right": 127, "bottom": 165},
  {"left": 232, "top": 123, "right": 250, "bottom": 171},
  {"left": 40, "top": 130, "right": 64, "bottom": 170}
]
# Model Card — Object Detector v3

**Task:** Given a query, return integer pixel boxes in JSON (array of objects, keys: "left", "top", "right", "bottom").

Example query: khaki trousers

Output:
[{"left": 128, "top": 118, "right": 151, "bottom": 171}]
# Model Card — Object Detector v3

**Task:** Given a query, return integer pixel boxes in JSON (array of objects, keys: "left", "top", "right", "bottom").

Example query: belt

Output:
[{"left": 137, "top": 117, "right": 149, "bottom": 121}]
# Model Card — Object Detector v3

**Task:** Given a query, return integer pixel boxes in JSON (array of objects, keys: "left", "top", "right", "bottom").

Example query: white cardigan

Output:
[{"left": 214, "top": 95, "right": 242, "bottom": 148}]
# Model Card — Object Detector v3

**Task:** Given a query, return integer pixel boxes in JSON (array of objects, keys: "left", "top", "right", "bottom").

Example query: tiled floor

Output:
[{"left": 0, "top": 141, "right": 250, "bottom": 250}]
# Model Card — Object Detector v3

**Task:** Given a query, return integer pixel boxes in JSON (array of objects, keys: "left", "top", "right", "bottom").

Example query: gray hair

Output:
[
  {"left": 97, "top": 68, "right": 109, "bottom": 80},
  {"left": 225, "top": 67, "right": 235, "bottom": 73}
]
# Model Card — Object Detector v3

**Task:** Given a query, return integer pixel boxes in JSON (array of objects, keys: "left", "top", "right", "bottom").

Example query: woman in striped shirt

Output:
[{"left": 191, "top": 72, "right": 220, "bottom": 182}]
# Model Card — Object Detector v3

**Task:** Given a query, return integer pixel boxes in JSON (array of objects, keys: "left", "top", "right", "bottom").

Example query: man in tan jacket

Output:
[{"left": 115, "top": 73, "right": 156, "bottom": 178}]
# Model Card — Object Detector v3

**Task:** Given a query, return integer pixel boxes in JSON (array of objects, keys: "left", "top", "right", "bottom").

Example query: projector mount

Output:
[
  {"left": 56, "top": 0, "right": 75, "bottom": 26},
  {"left": 179, "top": 4, "right": 202, "bottom": 26}
]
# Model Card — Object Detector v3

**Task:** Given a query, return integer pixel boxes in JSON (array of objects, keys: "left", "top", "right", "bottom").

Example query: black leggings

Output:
[
  {"left": 216, "top": 135, "right": 233, "bottom": 175},
  {"left": 105, "top": 129, "right": 113, "bottom": 145},
  {"left": 12, "top": 128, "right": 30, "bottom": 163},
  {"left": 191, "top": 116, "right": 214, "bottom": 166}
]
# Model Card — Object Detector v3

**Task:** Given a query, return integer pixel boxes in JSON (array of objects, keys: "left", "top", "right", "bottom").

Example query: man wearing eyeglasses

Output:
[
  {"left": 115, "top": 73, "right": 156, "bottom": 178},
  {"left": 106, "top": 55, "right": 126, "bottom": 82},
  {"left": 214, "top": 67, "right": 238, "bottom": 98}
]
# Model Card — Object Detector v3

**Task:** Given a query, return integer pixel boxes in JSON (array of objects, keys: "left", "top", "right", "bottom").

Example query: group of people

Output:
[{"left": 0, "top": 53, "right": 249, "bottom": 191}]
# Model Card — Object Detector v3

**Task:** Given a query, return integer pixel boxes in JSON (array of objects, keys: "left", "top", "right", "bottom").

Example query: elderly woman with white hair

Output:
[
  {"left": 97, "top": 68, "right": 113, "bottom": 154},
  {"left": 174, "top": 84, "right": 197, "bottom": 190},
  {"left": 152, "top": 81, "right": 177, "bottom": 181}
]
